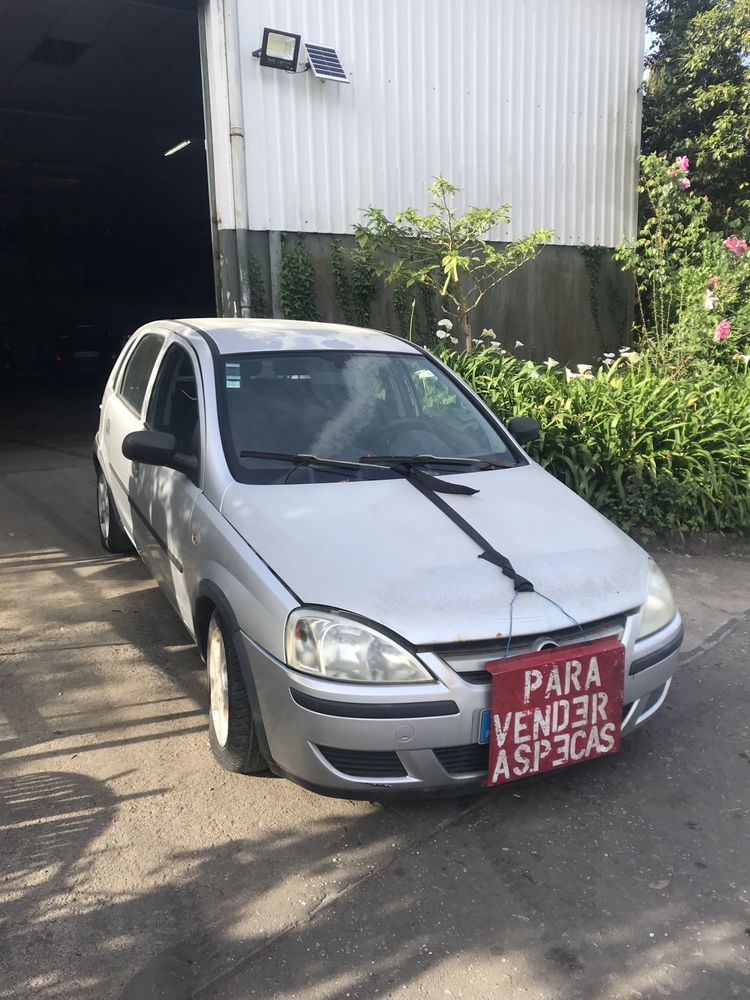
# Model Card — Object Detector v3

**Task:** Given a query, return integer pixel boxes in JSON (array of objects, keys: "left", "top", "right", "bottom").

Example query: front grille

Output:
[
  {"left": 438, "top": 614, "right": 627, "bottom": 681},
  {"left": 456, "top": 670, "right": 492, "bottom": 685},
  {"left": 434, "top": 744, "right": 489, "bottom": 776},
  {"left": 317, "top": 745, "right": 407, "bottom": 778}
]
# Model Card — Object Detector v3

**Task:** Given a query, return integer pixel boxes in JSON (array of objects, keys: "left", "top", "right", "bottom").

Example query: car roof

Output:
[{"left": 172, "top": 318, "right": 422, "bottom": 356}]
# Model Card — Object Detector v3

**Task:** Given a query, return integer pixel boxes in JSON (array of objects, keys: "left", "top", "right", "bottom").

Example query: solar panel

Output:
[{"left": 305, "top": 42, "right": 350, "bottom": 83}]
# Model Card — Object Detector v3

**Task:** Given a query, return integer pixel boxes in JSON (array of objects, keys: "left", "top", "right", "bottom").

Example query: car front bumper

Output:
[{"left": 239, "top": 612, "right": 684, "bottom": 796}]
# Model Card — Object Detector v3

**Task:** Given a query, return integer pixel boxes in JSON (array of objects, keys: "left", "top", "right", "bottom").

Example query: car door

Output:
[
  {"left": 131, "top": 340, "right": 203, "bottom": 626},
  {"left": 102, "top": 332, "right": 165, "bottom": 536}
]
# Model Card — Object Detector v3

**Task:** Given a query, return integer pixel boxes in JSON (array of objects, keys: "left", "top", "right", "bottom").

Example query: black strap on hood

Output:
[{"left": 387, "top": 461, "right": 535, "bottom": 594}]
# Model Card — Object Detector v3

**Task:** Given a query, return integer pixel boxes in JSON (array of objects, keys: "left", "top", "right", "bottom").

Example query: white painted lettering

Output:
[
  {"left": 567, "top": 659, "right": 582, "bottom": 694},
  {"left": 493, "top": 711, "right": 513, "bottom": 749},
  {"left": 585, "top": 726, "right": 601, "bottom": 756},
  {"left": 595, "top": 691, "right": 609, "bottom": 723},
  {"left": 570, "top": 730, "right": 587, "bottom": 761},
  {"left": 493, "top": 749, "right": 510, "bottom": 782},
  {"left": 513, "top": 710, "right": 531, "bottom": 744},
  {"left": 551, "top": 732, "right": 570, "bottom": 767},
  {"left": 513, "top": 743, "right": 532, "bottom": 777},
  {"left": 545, "top": 666, "right": 562, "bottom": 698},
  {"left": 532, "top": 738, "right": 552, "bottom": 771},
  {"left": 552, "top": 699, "right": 570, "bottom": 732},
  {"left": 524, "top": 669, "right": 543, "bottom": 703},
  {"left": 532, "top": 704, "right": 551, "bottom": 740},
  {"left": 570, "top": 694, "right": 589, "bottom": 729},
  {"left": 599, "top": 723, "right": 616, "bottom": 753},
  {"left": 585, "top": 655, "right": 601, "bottom": 689}
]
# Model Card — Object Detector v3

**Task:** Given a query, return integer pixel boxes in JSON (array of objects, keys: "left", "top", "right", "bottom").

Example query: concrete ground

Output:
[{"left": 1, "top": 385, "right": 748, "bottom": 1000}]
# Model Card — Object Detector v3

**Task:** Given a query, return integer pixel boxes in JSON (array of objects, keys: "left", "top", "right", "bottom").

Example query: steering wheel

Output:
[
  {"left": 365, "top": 418, "right": 434, "bottom": 454},
  {"left": 366, "top": 417, "right": 474, "bottom": 456}
]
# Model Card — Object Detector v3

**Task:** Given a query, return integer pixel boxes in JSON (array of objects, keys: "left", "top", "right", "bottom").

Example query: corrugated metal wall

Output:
[{"left": 236, "top": 0, "right": 645, "bottom": 246}]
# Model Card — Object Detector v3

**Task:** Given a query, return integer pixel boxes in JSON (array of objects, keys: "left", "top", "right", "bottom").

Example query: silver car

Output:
[{"left": 94, "top": 319, "right": 683, "bottom": 795}]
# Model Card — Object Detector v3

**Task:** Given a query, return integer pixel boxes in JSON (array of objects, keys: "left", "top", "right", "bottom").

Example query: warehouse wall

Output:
[{"left": 233, "top": 0, "right": 646, "bottom": 245}]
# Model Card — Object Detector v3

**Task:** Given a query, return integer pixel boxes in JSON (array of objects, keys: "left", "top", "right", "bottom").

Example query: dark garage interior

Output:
[{"left": 0, "top": 0, "right": 214, "bottom": 388}]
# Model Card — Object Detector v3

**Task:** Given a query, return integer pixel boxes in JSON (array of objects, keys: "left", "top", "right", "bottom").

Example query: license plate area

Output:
[{"left": 483, "top": 636, "right": 624, "bottom": 786}]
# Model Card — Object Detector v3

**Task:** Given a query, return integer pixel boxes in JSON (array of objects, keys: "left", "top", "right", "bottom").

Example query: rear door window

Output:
[{"left": 119, "top": 334, "right": 163, "bottom": 414}]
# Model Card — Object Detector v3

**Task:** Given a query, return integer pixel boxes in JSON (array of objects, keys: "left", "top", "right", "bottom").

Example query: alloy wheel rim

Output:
[
  {"left": 97, "top": 477, "right": 110, "bottom": 539},
  {"left": 207, "top": 623, "right": 229, "bottom": 747}
]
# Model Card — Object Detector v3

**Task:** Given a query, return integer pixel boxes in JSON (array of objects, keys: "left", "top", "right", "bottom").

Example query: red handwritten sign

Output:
[{"left": 484, "top": 636, "right": 625, "bottom": 786}]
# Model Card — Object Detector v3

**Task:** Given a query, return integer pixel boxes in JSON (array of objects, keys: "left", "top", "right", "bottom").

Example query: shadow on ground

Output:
[{"left": 1, "top": 387, "right": 748, "bottom": 1000}]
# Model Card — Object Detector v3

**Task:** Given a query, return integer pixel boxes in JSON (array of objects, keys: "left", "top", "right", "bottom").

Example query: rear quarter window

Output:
[{"left": 118, "top": 334, "right": 163, "bottom": 413}]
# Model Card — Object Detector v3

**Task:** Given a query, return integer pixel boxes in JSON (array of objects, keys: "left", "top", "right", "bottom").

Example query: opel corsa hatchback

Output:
[{"left": 94, "top": 320, "right": 683, "bottom": 795}]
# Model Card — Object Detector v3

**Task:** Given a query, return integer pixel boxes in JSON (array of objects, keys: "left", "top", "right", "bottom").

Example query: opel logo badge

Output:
[{"left": 534, "top": 637, "right": 559, "bottom": 652}]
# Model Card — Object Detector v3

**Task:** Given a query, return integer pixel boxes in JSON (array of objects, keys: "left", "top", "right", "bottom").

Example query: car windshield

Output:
[{"left": 217, "top": 350, "right": 519, "bottom": 484}]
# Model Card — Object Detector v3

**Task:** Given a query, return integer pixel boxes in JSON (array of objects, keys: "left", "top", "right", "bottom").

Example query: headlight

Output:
[
  {"left": 638, "top": 560, "right": 677, "bottom": 639},
  {"left": 285, "top": 610, "right": 432, "bottom": 683}
]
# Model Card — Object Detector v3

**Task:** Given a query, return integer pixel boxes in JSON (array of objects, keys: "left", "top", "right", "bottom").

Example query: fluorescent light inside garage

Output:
[{"left": 164, "top": 139, "right": 191, "bottom": 157}]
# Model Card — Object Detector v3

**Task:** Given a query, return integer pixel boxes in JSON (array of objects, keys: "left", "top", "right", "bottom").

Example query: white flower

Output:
[
  {"left": 528, "top": 369, "right": 540, "bottom": 379},
  {"left": 704, "top": 290, "right": 716, "bottom": 311},
  {"left": 499, "top": 348, "right": 508, "bottom": 355},
  {"left": 618, "top": 346, "right": 631, "bottom": 354},
  {"left": 565, "top": 367, "right": 580, "bottom": 381},
  {"left": 437, "top": 318, "right": 453, "bottom": 330},
  {"left": 621, "top": 350, "right": 640, "bottom": 364},
  {"left": 545, "top": 357, "right": 559, "bottom": 369},
  {"left": 481, "top": 327, "right": 495, "bottom": 338},
  {"left": 603, "top": 352, "right": 615, "bottom": 359},
  {"left": 435, "top": 330, "right": 448, "bottom": 339},
  {"left": 576, "top": 364, "right": 593, "bottom": 374},
  {"left": 472, "top": 338, "right": 482, "bottom": 346},
  {"left": 733, "top": 352, "right": 750, "bottom": 364},
  {"left": 514, "top": 340, "right": 524, "bottom": 348},
  {"left": 490, "top": 341, "right": 501, "bottom": 349},
  {"left": 448, "top": 336, "right": 459, "bottom": 345}
]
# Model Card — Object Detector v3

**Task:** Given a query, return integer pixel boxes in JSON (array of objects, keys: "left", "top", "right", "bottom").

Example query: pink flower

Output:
[
  {"left": 667, "top": 168, "right": 676, "bottom": 178},
  {"left": 713, "top": 319, "right": 731, "bottom": 341},
  {"left": 678, "top": 177, "right": 691, "bottom": 190},
  {"left": 676, "top": 155, "right": 689, "bottom": 173},
  {"left": 708, "top": 276, "right": 721, "bottom": 287},
  {"left": 723, "top": 236, "right": 748, "bottom": 257}
]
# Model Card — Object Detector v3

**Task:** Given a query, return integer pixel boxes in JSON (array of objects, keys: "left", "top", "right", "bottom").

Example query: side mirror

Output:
[
  {"left": 122, "top": 430, "right": 198, "bottom": 476},
  {"left": 507, "top": 416, "right": 540, "bottom": 445}
]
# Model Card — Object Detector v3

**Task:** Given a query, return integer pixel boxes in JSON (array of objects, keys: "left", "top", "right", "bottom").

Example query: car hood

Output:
[{"left": 221, "top": 463, "right": 648, "bottom": 646}]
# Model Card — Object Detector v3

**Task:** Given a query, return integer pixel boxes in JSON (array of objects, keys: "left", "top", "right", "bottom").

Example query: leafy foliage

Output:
[
  {"left": 330, "top": 240, "right": 378, "bottom": 327},
  {"left": 439, "top": 346, "right": 750, "bottom": 536},
  {"left": 247, "top": 253, "right": 271, "bottom": 318},
  {"left": 279, "top": 238, "right": 319, "bottom": 321},
  {"left": 643, "top": 0, "right": 750, "bottom": 223},
  {"left": 354, "top": 176, "right": 552, "bottom": 351}
]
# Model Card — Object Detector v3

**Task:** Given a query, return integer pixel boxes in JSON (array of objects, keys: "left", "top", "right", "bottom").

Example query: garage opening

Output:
[{"left": 0, "top": 0, "right": 214, "bottom": 398}]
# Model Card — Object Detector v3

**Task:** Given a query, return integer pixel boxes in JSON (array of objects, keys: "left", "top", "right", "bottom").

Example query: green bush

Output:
[{"left": 439, "top": 346, "right": 750, "bottom": 536}]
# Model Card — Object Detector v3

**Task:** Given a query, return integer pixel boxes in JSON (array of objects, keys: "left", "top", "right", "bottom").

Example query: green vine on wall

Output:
[
  {"left": 578, "top": 245, "right": 607, "bottom": 338},
  {"left": 247, "top": 253, "right": 271, "bottom": 318},
  {"left": 604, "top": 272, "right": 628, "bottom": 344},
  {"left": 391, "top": 278, "right": 438, "bottom": 344},
  {"left": 330, "top": 240, "right": 378, "bottom": 327},
  {"left": 279, "top": 238, "right": 319, "bottom": 321}
]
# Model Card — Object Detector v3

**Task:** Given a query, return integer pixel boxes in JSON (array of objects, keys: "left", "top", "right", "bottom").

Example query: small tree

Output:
[{"left": 353, "top": 176, "right": 553, "bottom": 351}]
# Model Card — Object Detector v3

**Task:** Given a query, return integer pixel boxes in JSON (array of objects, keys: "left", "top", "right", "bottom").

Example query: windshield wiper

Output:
[
  {"left": 360, "top": 454, "right": 515, "bottom": 470},
  {"left": 239, "top": 450, "right": 370, "bottom": 476}
]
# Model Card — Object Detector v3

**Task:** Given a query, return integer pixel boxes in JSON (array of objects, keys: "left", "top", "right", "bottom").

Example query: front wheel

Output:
[
  {"left": 207, "top": 610, "right": 267, "bottom": 774},
  {"left": 96, "top": 470, "right": 134, "bottom": 554}
]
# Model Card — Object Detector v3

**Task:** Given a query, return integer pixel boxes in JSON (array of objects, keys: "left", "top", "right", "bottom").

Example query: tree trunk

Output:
[{"left": 453, "top": 282, "right": 472, "bottom": 351}]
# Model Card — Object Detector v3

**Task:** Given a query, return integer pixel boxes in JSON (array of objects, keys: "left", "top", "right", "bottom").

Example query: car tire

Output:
[
  {"left": 96, "top": 470, "right": 134, "bottom": 554},
  {"left": 206, "top": 610, "right": 267, "bottom": 774}
]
